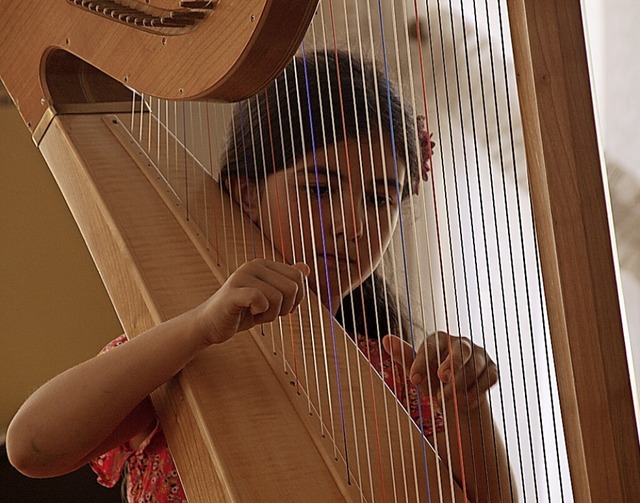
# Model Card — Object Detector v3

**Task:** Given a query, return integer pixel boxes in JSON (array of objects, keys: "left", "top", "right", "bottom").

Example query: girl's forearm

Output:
[
  {"left": 6, "top": 307, "right": 210, "bottom": 477},
  {"left": 437, "top": 397, "right": 515, "bottom": 502}
]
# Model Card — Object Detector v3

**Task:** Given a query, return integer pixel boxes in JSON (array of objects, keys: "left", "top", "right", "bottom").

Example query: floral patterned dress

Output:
[
  {"left": 90, "top": 335, "right": 187, "bottom": 503},
  {"left": 91, "top": 334, "right": 444, "bottom": 502}
]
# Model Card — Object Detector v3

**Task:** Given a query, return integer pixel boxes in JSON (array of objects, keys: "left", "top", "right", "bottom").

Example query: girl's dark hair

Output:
[{"left": 221, "top": 49, "right": 419, "bottom": 340}]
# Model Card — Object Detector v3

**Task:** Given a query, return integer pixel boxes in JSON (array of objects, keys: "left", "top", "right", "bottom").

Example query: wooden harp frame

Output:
[{"left": 1, "top": 0, "right": 639, "bottom": 501}]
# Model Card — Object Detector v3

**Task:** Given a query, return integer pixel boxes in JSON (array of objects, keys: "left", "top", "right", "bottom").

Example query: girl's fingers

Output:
[
  {"left": 438, "top": 365, "right": 496, "bottom": 409},
  {"left": 204, "top": 260, "right": 310, "bottom": 342},
  {"left": 436, "top": 347, "right": 498, "bottom": 409},
  {"left": 254, "top": 260, "right": 309, "bottom": 312},
  {"left": 212, "top": 287, "right": 270, "bottom": 336},
  {"left": 410, "top": 332, "right": 450, "bottom": 390},
  {"left": 382, "top": 335, "right": 415, "bottom": 371},
  {"left": 436, "top": 336, "right": 473, "bottom": 383},
  {"left": 262, "top": 259, "right": 310, "bottom": 285},
  {"left": 231, "top": 280, "right": 281, "bottom": 324},
  {"left": 235, "top": 259, "right": 309, "bottom": 317},
  {"left": 252, "top": 278, "right": 293, "bottom": 324},
  {"left": 281, "top": 262, "right": 310, "bottom": 310},
  {"left": 240, "top": 287, "right": 270, "bottom": 317},
  {"left": 382, "top": 331, "right": 499, "bottom": 410},
  {"left": 409, "top": 341, "right": 431, "bottom": 389}
]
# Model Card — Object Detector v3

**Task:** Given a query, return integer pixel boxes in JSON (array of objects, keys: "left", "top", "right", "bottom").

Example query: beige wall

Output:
[{"left": 0, "top": 86, "right": 122, "bottom": 433}]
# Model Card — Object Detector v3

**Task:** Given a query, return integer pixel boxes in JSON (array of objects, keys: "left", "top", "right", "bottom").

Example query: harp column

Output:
[{"left": 507, "top": 0, "right": 640, "bottom": 501}]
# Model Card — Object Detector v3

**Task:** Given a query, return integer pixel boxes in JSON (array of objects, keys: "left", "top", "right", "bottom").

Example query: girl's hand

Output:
[
  {"left": 195, "top": 259, "right": 310, "bottom": 346},
  {"left": 382, "top": 332, "right": 498, "bottom": 411}
]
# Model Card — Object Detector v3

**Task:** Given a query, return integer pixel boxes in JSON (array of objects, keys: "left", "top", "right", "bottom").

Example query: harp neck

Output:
[{"left": 0, "top": 0, "right": 319, "bottom": 138}]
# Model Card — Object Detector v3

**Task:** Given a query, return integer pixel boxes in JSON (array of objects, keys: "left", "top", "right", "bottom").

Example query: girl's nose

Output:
[{"left": 334, "top": 198, "right": 365, "bottom": 241}]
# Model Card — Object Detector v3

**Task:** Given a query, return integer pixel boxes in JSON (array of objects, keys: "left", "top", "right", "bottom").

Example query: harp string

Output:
[
  {"left": 408, "top": 0, "right": 489, "bottom": 497},
  {"left": 425, "top": 2, "right": 517, "bottom": 498},
  {"left": 261, "top": 89, "right": 295, "bottom": 375},
  {"left": 147, "top": 96, "right": 153, "bottom": 153},
  {"left": 157, "top": 97, "right": 161, "bottom": 189},
  {"left": 293, "top": 44, "right": 352, "bottom": 467},
  {"left": 245, "top": 99, "right": 267, "bottom": 261},
  {"left": 139, "top": 92, "right": 145, "bottom": 142},
  {"left": 189, "top": 103, "right": 199, "bottom": 223},
  {"left": 305, "top": 8, "right": 355, "bottom": 464},
  {"left": 181, "top": 102, "right": 190, "bottom": 219},
  {"left": 229, "top": 108, "right": 248, "bottom": 264},
  {"left": 320, "top": 4, "right": 398, "bottom": 495},
  {"left": 485, "top": 0, "right": 565, "bottom": 496},
  {"left": 302, "top": 38, "right": 361, "bottom": 483},
  {"left": 494, "top": 1, "right": 567, "bottom": 494},
  {"left": 445, "top": 2, "right": 489, "bottom": 490},
  {"left": 381, "top": 2, "right": 462, "bottom": 500},
  {"left": 314, "top": 10, "right": 397, "bottom": 492},
  {"left": 267, "top": 66, "right": 339, "bottom": 448},
  {"left": 238, "top": 103, "right": 257, "bottom": 259},
  {"left": 165, "top": 98, "right": 171, "bottom": 204},
  {"left": 406, "top": 7, "right": 453, "bottom": 502},
  {"left": 305, "top": 11, "right": 365, "bottom": 490},
  {"left": 299, "top": 39, "right": 348, "bottom": 461},
  {"left": 437, "top": 0, "right": 502, "bottom": 497},
  {"left": 124, "top": 88, "right": 352, "bottom": 483},
  {"left": 216, "top": 102, "right": 232, "bottom": 277},
  {"left": 326, "top": 4, "right": 404, "bottom": 498},
  {"left": 359, "top": 2, "right": 432, "bottom": 500},
  {"left": 429, "top": 8, "right": 480, "bottom": 499},
  {"left": 469, "top": 0, "right": 530, "bottom": 495},
  {"left": 247, "top": 95, "right": 274, "bottom": 348},
  {"left": 274, "top": 74, "right": 305, "bottom": 394},
  {"left": 461, "top": 0, "right": 538, "bottom": 493},
  {"left": 330, "top": 5, "right": 385, "bottom": 497},
  {"left": 316, "top": 0, "right": 456, "bottom": 498},
  {"left": 330, "top": 0, "right": 444, "bottom": 498},
  {"left": 277, "top": 74, "right": 318, "bottom": 417},
  {"left": 264, "top": 88, "right": 287, "bottom": 380},
  {"left": 473, "top": 0, "right": 526, "bottom": 496},
  {"left": 193, "top": 101, "right": 204, "bottom": 244},
  {"left": 128, "top": 81, "right": 366, "bottom": 485},
  {"left": 432, "top": 1, "right": 568, "bottom": 499},
  {"left": 406, "top": 1, "right": 469, "bottom": 499},
  {"left": 460, "top": 4, "right": 513, "bottom": 493},
  {"left": 256, "top": 87, "right": 298, "bottom": 374},
  {"left": 300, "top": 20, "right": 337, "bottom": 487},
  {"left": 164, "top": 98, "right": 169, "bottom": 187},
  {"left": 350, "top": 4, "right": 424, "bottom": 500},
  {"left": 421, "top": 4, "right": 485, "bottom": 498},
  {"left": 378, "top": 1, "right": 466, "bottom": 497},
  {"left": 398, "top": 2, "right": 453, "bottom": 500},
  {"left": 204, "top": 102, "right": 220, "bottom": 264},
  {"left": 301, "top": 43, "right": 356, "bottom": 477},
  {"left": 200, "top": 103, "right": 211, "bottom": 252}
]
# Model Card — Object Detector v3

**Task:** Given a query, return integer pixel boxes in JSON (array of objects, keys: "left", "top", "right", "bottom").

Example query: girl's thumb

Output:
[{"left": 293, "top": 262, "right": 311, "bottom": 277}]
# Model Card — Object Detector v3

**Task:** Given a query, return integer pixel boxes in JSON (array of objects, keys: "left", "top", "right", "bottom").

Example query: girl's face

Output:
[{"left": 246, "top": 136, "right": 406, "bottom": 312}]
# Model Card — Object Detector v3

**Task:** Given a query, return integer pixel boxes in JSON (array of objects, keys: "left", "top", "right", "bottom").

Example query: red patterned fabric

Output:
[
  {"left": 356, "top": 336, "right": 445, "bottom": 437},
  {"left": 90, "top": 333, "right": 443, "bottom": 501},
  {"left": 90, "top": 335, "right": 187, "bottom": 503}
]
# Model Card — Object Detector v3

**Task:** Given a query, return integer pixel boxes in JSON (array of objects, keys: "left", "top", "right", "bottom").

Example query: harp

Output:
[{"left": 1, "top": 0, "right": 639, "bottom": 501}]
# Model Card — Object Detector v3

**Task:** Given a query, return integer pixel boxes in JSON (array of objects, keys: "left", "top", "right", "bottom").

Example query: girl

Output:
[{"left": 6, "top": 50, "right": 512, "bottom": 502}]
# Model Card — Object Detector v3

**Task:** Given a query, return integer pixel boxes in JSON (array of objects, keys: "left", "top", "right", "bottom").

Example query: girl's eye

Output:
[
  {"left": 307, "top": 184, "right": 330, "bottom": 197},
  {"left": 368, "top": 194, "right": 397, "bottom": 207}
]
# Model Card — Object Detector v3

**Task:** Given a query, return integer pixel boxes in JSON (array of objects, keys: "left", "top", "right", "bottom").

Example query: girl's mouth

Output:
[{"left": 318, "top": 253, "right": 358, "bottom": 268}]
